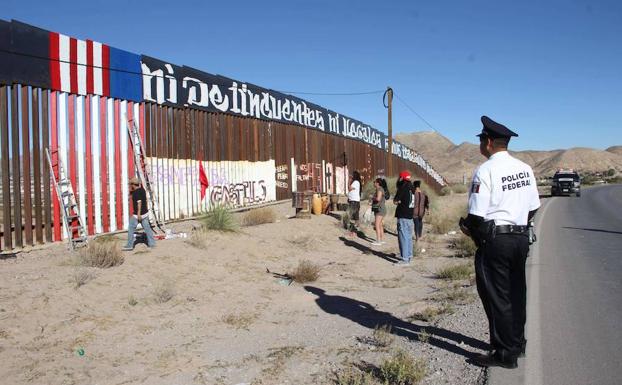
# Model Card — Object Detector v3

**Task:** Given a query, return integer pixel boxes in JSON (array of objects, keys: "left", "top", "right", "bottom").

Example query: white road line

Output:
[{"left": 524, "top": 197, "right": 554, "bottom": 385}]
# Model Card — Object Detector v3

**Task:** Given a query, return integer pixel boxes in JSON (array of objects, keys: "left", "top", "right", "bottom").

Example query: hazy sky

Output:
[{"left": 3, "top": 0, "right": 621, "bottom": 151}]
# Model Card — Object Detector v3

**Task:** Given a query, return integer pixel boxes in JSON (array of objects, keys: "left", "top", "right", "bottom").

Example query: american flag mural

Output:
[{"left": 48, "top": 32, "right": 142, "bottom": 101}]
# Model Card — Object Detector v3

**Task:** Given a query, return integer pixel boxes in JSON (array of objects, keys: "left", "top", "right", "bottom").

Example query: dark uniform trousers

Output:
[{"left": 475, "top": 233, "right": 529, "bottom": 357}]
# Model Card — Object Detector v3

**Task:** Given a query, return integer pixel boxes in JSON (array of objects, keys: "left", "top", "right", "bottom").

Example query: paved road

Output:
[{"left": 490, "top": 185, "right": 622, "bottom": 385}]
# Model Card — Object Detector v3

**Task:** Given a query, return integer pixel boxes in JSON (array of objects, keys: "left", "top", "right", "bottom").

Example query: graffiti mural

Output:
[
  {"left": 146, "top": 158, "right": 277, "bottom": 214},
  {"left": 210, "top": 181, "right": 267, "bottom": 207},
  {"left": 275, "top": 164, "right": 289, "bottom": 189},
  {"left": 335, "top": 166, "right": 349, "bottom": 195}
]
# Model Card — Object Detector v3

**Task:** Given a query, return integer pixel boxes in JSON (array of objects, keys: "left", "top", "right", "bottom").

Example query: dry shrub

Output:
[
  {"left": 290, "top": 260, "right": 321, "bottom": 283},
  {"left": 185, "top": 230, "right": 209, "bottom": 249},
  {"left": 221, "top": 313, "right": 256, "bottom": 330},
  {"left": 428, "top": 212, "right": 454, "bottom": 234},
  {"left": 409, "top": 303, "right": 454, "bottom": 322},
  {"left": 428, "top": 200, "right": 467, "bottom": 234},
  {"left": 153, "top": 281, "right": 175, "bottom": 304},
  {"left": 452, "top": 234, "right": 477, "bottom": 258},
  {"left": 79, "top": 240, "right": 124, "bottom": 268},
  {"left": 72, "top": 269, "right": 95, "bottom": 289},
  {"left": 127, "top": 295, "right": 138, "bottom": 306},
  {"left": 379, "top": 349, "right": 427, "bottom": 385},
  {"left": 201, "top": 205, "right": 238, "bottom": 232},
  {"left": 418, "top": 329, "right": 430, "bottom": 344},
  {"left": 371, "top": 324, "right": 395, "bottom": 348},
  {"left": 242, "top": 207, "right": 277, "bottom": 226},
  {"left": 436, "top": 263, "right": 474, "bottom": 281},
  {"left": 451, "top": 184, "right": 468, "bottom": 194},
  {"left": 334, "top": 364, "right": 379, "bottom": 385},
  {"left": 438, "top": 186, "right": 451, "bottom": 196},
  {"left": 433, "top": 284, "right": 475, "bottom": 305}
]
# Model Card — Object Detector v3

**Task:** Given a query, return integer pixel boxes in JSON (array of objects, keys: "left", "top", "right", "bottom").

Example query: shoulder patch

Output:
[{"left": 471, "top": 182, "right": 480, "bottom": 194}]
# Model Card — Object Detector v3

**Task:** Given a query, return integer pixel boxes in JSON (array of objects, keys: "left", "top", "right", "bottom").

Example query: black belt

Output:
[{"left": 495, "top": 225, "right": 528, "bottom": 235}]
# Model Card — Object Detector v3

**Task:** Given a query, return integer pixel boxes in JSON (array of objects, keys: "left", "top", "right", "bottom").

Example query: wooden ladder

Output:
[
  {"left": 127, "top": 118, "right": 165, "bottom": 233},
  {"left": 45, "top": 148, "right": 88, "bottom": 249}
]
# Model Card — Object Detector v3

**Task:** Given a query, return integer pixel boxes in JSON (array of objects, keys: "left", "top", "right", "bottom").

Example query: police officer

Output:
[{"left": 460, "top": 116, "right": 540, "bottom": 369}]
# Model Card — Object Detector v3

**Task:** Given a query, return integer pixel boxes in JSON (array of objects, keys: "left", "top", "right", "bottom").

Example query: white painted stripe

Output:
[
  {"left": 163, "top": 155, "right": 169, "bottom": 220},
  {"left": 91, "top": 96, "right": 102, "bottom": 233},
  {"left": 58, "top": 35, "right": 71, "bottom": 93},
  {"left": 290, "top": 157, "right": 296, "bottom": 193},
  {"left": 92, "top": 42, "right": 103, "bottom": 95},
  {"left": 58, "top": 93, "right": 68, "bottom": 239},
  {"left": 133, "top": 103, "right": 141, "bottom": 164},
  {"left": 77, "top": 40, "right": 87, "bottom": 95},
  {"left": 76, "top": 96, "right": 86, "bottom": 227},
  {"left": 107, "top": 98, "right": 116, "bottom": 231},
  {"left": 175, "top": 158, "right": 181, "bottom": 219},
  {"left": 121, "top": 101, "right": 129, "bottom": 230}
]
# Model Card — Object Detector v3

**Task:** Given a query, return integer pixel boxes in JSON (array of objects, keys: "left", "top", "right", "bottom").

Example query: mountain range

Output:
[{"left": 395, "top": 131, "right": 622, "bottom": 183}]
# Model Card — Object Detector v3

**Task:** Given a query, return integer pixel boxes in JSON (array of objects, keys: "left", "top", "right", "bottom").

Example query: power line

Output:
[
  {"left": 1, "top": 49, "right": 387, "bottom": 99},
  {"left": 280, "top": 90, "right": 385, "bottom": 96},
  {"left": 394, "top": 93, "right": 438, "bottom": 132}
]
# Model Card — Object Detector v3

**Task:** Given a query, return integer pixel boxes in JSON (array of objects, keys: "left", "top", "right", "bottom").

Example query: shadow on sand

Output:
[
  {"left": 305, "top": 286, "right": 489, "bottom": 359},
  {"left": 339, "top": 236, "right": 400, "bottom": 264}
]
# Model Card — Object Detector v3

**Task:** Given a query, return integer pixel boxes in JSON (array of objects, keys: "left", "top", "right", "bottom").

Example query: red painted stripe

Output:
[
  {"left": 128, "top": 102, "right": 135, "bottom": 179},
  {"left": 100, "top": 97, "right": 109, "bottom": 232},
  {"left": 86, "top": 40, "right": 94, "bottom": 95},
  {"left": 69, "top": 38, "right": 78, "bottom": 94},
  {"left": 114, "top": 100, "right": 122, "bottom": 230},
  {"left": 50, "top": 92, "right": 61, "bottom": 241},
  {"left": 101, "top": 44, "right": 110, "bottom": 97},
  {"left": 85, "top": 95, "right": 94, "bottom": 235},
  {"left": 49, "top": 32, "right": 61, "bottom": 91}
]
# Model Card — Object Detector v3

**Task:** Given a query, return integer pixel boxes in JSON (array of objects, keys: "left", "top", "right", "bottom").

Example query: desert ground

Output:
[{"left": 0, "top": 191, "right": 489, "bottom": 385}]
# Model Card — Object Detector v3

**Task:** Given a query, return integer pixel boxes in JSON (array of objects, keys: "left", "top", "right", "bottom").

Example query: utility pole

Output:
[{"left": 386, "top": 87, "right": 394, "bottom": 177}]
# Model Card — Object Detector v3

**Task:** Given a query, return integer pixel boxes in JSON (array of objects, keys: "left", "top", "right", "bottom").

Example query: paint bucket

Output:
[{"left": 311, "top": 193, "right": 322, "bottom": 215}]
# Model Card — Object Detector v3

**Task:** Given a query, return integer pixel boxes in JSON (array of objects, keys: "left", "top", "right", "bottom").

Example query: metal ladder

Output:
[
  {"left": 45, "top": 148, "right": 88, "bottom": 249},
  {"left": 127, "top": 118, "right": 165, "bottom": 233}
]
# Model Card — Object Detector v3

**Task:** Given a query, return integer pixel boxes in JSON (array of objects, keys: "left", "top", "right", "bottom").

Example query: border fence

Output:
[{"left": 0, "top": 20, "right": 446, "bottom": 252}]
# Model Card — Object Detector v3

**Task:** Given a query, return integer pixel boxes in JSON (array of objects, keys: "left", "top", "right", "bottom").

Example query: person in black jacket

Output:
[
  {"left": 123, "top": 177, "right": 156, "bottom": 250},
  {"left": 393, "top": 171, "right": 414, "bottom": 266}
]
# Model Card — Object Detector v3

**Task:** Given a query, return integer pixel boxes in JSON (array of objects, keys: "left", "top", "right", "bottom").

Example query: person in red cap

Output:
[{"left": 393, "top": 171, "right": 414, "bottom": 265}]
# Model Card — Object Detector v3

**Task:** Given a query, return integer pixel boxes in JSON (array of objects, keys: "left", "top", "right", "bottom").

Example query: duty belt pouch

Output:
[{"left": 477, "top": 220, "right": 496, "bottom": 244}]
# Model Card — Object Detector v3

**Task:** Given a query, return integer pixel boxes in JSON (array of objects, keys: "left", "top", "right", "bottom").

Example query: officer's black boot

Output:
[{"left": 470, "top": 350, "right": 518, "bottom": 369}]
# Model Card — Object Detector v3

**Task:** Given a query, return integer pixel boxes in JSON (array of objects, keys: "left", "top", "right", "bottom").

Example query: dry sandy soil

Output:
[{"left": 0, "top": 193, "right": 489, "bottom": 385}]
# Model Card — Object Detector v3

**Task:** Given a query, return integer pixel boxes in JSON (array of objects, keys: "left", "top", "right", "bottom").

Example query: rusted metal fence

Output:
[{"left": 0, "top": 84, "right": 444, "bottom": 252}]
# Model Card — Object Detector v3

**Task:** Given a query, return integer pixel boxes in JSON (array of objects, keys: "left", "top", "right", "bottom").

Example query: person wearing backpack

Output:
[
  {"left": 393, "top": 171, "right": 414, "bottom": 265},
  {"left": 412, "top": 180, "right": 429, "bottom": 242},
  {"left": 370, "top": 177, "right": 389, "bottom": 246}
]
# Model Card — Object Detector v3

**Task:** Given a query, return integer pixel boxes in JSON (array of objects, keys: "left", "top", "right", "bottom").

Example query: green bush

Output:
[
  {"left": 436, "top": 263, "right": 474, "bottom": 280},
  {"left": 241, "top": 207, "right": 277, "bottom": 226},
  {"left": 201, "top": 205, "right": 238, "bottom": 232},
  {"left": 451, "top": 184, "right": 467, "bottom": 194},
  {"left": 379, "top": 349, "right": 427, "bottom": 385},
  {"left": 452, "top": 234, "right": 477, "bottom": 257}
]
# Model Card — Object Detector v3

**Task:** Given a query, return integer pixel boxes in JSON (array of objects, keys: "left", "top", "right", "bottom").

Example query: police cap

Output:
[{"left": 477, "top": 116, "right": 518, "bottom": 139}]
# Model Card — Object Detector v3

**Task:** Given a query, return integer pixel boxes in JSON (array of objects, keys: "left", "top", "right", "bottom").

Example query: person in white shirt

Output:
[
  {"left": 347, "top": 171, "right": 361, "bottom": 235},
  {"left": 460, "top": 116, "right": 540, "bottom": 369}
]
